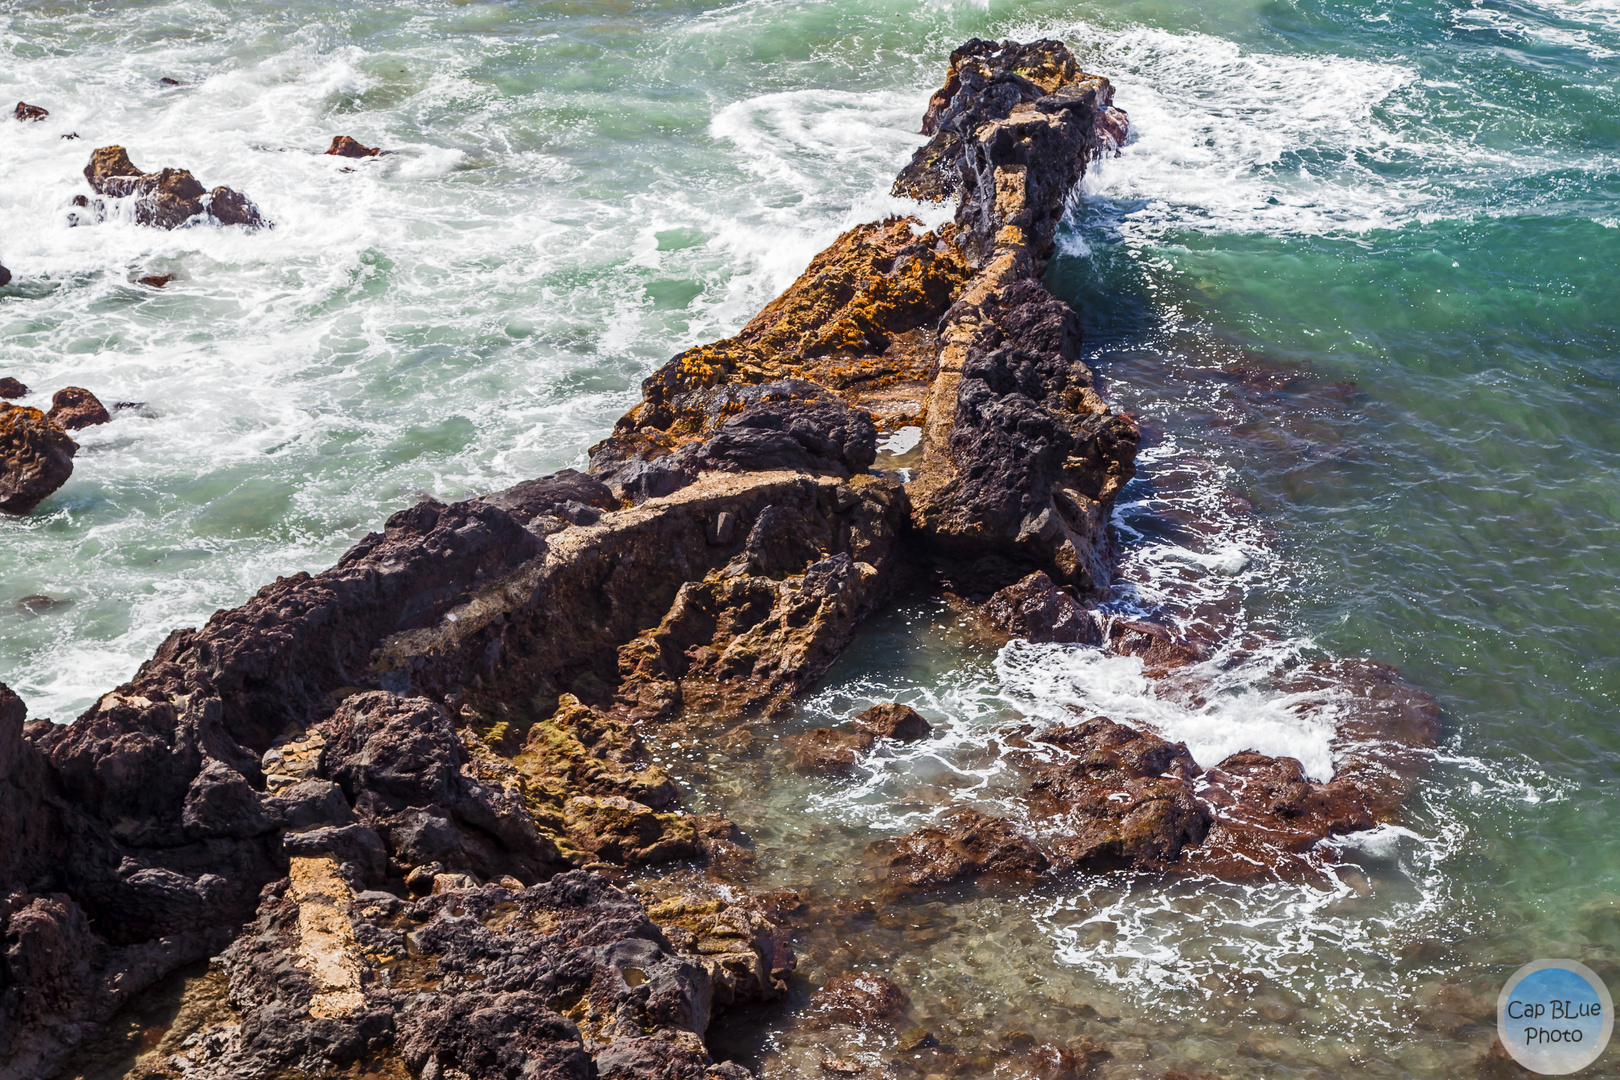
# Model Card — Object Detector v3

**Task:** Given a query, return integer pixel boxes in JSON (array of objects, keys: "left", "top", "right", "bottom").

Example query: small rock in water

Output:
[
  {"left": 0, "top": 405, "right": 77, "bottom": 514},
  {"left": 852, "top": 702, "right": 931, "bottom": 742},
  {"left": 984, "top": 571, "right": 1103, "bottom": 645},
  {"left": 60, "top": 132, "right": 78, "bottom": 140},
  {"left": 159, "top": 76, "right": 181, "bottom": 86},
  {"left": 12, "top": 101, "right": 48, "bottom": 122},
  {"left": 0, "top": 265, "right": 10, "bottom": 288},
  {"left": 47, "top": 387, "right": 111, "bottom": 431},
  {"left": 808, "top": 972, "right": 908, "bottom": 1027},
  {"left": 0, "top": 378, "right": 25, "bottom": 399},
  {"left": 137, "top": 274, "right": 174, "bottom": 288},
  {"left": 787, "top": 726, "right": 875, "bottom": 774},
  {"left": 16, "top": 595, "right": 72, "bottom": 616},
  {"left": 325, "top": 135, "right": 382, "bottom": 158}
]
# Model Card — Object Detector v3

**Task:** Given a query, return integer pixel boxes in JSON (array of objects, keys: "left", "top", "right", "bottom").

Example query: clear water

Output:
[{"left": 4, "top": 0, "right": 1619, "bottom": 1076}]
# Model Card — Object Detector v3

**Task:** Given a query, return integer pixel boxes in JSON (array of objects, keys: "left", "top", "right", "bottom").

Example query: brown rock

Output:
[
  {"left": 787, "top": 726, "right": 876, "bottom": 774},
  {"left": 0, "top": 264, "right": 10, "bottom": 288},
  {"left": 83, "top": 145, "right": 266, "bottom": 230},
  {"left": 853, "top": 702, "right": 931, "bottom": 742},
  {"left": 47, "top": 386, "right": 111, "bottom": 431},
  {"left": 1181, "top": 750, "right": 1374, "bottom": 883},
  {"left": 13, "top": 101, "right": 48, "bottom": 122},
  {"left": 137, "top": 274, "right": 174, "bottom": 288},
  {"left": 1106, "top": 618, "right": 1201, "bottom": 672},
  {"left": 325, "top": 135, "right": 382, "bottom": 158},
  {"left": 883, "top": 806, "right": 1048, "bottom": 891},
  {"left": 0, "top": 406, "right": 77, "bottom": 515},
  {"left": 1023, "top": 718, "right": 1210, "bottom": 871},
  {"left": 984, "top": 571, "right": 1102, "bottom": 644},
  {"left": 808, "top": 971, "right": 907, "bottom": 1027},
  {"left": 0, "top": 377, "right": 26, "bottom": 399}
]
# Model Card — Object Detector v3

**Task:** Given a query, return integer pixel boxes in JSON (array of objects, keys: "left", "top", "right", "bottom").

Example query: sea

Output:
[{"left": 3, "top": 0, "right": 1618, "bottom": 1076}]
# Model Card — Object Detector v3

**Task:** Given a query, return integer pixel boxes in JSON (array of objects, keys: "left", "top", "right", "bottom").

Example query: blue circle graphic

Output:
[{"left": 1498, "top": 960, "right": 1613, "bottom": 1074}]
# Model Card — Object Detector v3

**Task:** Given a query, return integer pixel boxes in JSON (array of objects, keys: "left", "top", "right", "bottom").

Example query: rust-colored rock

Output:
[
  {"left": 46, "top": 386, "right": 110, "bottom": 431},
  {"left": 984, "top": 570, "right": 1102, "bottom": 644},
  {"left": 883, "top": 807, "right": 1049, "bottom": 891},
  {"left": 1180, "top": 751, "right": 1375, "bottom": 883},
  {"left": 0, "top": 377, "right": 25, "bottom": 399},
  {"left": 325, "top": 134, "right": 382, "bottom": 158},
  {"left": 807, "top": 972, "right": 907, "bottom": 1027},
  {"left": 1022, "top": 718, "right": 1209, "bottom": 871},
  {"left": 852, "top": 702, "right": 931, "bottom": 742},
  {"left": 0, "top": 406, "right": 77, "bottom": 514},
  {"left": 787, "top": 726, "right": 876, "bottom": 774},
  {"left": 83, "top": 145, "right": 267, "bottom": 230},
  {"left": 13, "top": 101, "right": 48, "bottom": 122}
]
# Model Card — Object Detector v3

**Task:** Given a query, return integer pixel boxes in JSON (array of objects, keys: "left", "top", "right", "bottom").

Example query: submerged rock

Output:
[
  {"left": 852, "top": 702, "right": 931, "bottom": 742},
  {"left": 325, "top": 135, "right": 382, "bottom": 158},
  {"left": 882, "top": 807, "right": 1049, "bottom": 891},
  {"left": 13, "top": 101, "right": 49, "bottom": 122},
  {"left": 82, "top": 145, "right": 267, "bottom": 230},
  {"left": 0, "top": 406, "right": 76, "bottom": 514},
  {"left": 46, "top": 386, "right": 110, "bottom": 431}
]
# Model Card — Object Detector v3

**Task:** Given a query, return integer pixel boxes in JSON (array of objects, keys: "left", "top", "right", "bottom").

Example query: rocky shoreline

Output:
[{"left": 0, "top": 40, "right": 1438, "bottom": 1080}]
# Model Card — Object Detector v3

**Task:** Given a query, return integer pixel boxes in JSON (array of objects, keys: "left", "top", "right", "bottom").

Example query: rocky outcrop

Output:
[
  {"left": 82, "top": 146, "right": 267, "bottom": 230},
  {"left": 0, "top": 378, "right": 25, "bottom": 399},
  {"left": 12, "top": 102, "right": 48, "bottom": 122},
  {"left": 103, "top": 868, "right": 786, "bottom": 1080},
  {"left": 45, "top": 386, "right": 110, "bottom": 431},
  {"left": 326, "top": 135, "right": 382, "bottom": 158},
  {"left": 0, "top": 406, "right": 76, "bottom": 515}
]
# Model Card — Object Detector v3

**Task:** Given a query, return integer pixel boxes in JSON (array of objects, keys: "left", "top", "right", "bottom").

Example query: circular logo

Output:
[{"left": 1498, "top": 959, "right": 1614, "bottom": 1074}]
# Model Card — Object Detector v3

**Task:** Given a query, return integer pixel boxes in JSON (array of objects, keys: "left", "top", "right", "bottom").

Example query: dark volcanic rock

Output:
[
  {"left": 1022, "top": 718, "right": 1210, "bottom": 871},
  {"left": 83, "top": 145, "right": 267, "bottom": 230},
  {"left": 984, "top": 571, "right": 1102, "bottom": 644},
  {"left": 13, "top": 101, "right": 49, "bottom": 122},
  {"left": 325, "top": 135, "right": 382, "bottom": 158},
  {"left": 116, "top": 869, "right": 777, "bottom": 1079},
  {"left": 0, "top": 377, "right": 26, "bottom": 399},
  {"left": 0, "top": 405, "right": 77, "bottom": 515},
  {"left": 46, "top": 386, "right": 110, "bottom": 431},
  {"left": 911, "top": 279, "right": 1139, "bottom": 594},
  {"left": 883, "top": 807, "right": 1049, "bottom": 891},
  {"left": 0, "top": 264, "right": 11, "bottom": 288}
]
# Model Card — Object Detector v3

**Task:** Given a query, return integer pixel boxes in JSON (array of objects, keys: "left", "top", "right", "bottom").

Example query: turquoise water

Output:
[{"left": 4, "top": 0, "right": 1620, "bottom": 1076}]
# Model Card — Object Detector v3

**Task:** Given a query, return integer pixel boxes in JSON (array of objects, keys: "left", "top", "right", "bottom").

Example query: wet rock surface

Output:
[
  {"left": 0, "top": 405, "right": 77, "bottom": 515},
  {"left": 46, "top": 386, "right": 110, "bottom": 431},
  {"left": 984, "top": 570, "right": 1102, "bottom": 644},
  {"left": 326, "top": 134, "right": 382, "bottom": 158},
  {"left": 13, "top": 101, "right": 49, "bottom": 121},
  {"left": 0, "top": 377, "right": 26, "bottom": 399},
  {"left": 82, "top": 145, "right": 267, "bottom": 230}
]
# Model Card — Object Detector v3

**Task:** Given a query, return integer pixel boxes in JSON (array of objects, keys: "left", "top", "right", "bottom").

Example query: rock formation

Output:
[
  {"left": 326, "top": 135, "right": 382, "bottom": 158},
  {"left": 80, "top": 146, "right": 267, "bottom": 230},
  {"left": 12, "top": 102, "right": 48, "bottom": 122},
  {"left": 0, "top": 405, "right": 77, "bottom": 514},
  {"left": 46, "top": 386, "right": 110, "bottom": 431},
  {"left": 0, "top": 378, "right": 25, "bottom": 399},
  {"left": 0, "top": 36, "right": 1439, "bottom": 1080}
]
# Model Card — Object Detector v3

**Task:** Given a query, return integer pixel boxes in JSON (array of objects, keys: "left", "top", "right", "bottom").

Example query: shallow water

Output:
[{"left": 4, "top": 0, "right": 1620, "bottom": 1076}]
